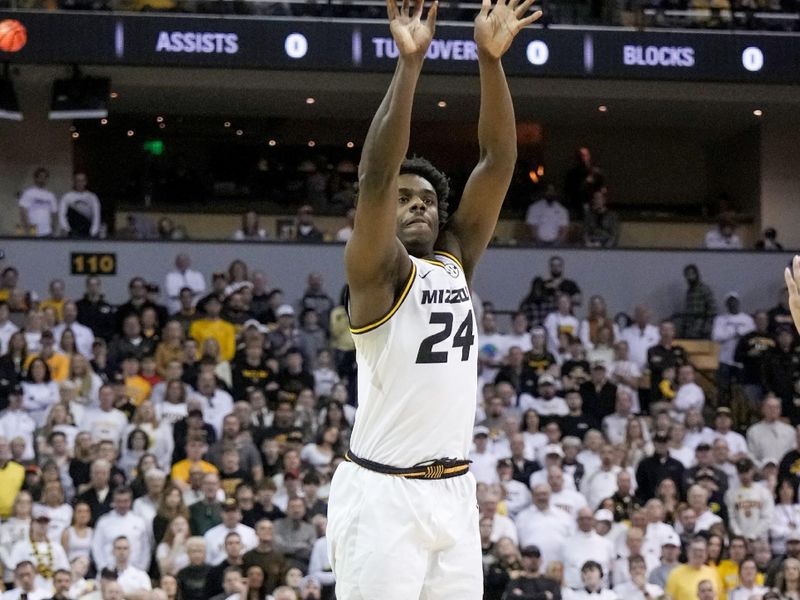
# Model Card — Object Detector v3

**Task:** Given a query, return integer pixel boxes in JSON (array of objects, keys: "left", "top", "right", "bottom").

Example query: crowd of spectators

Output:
[{"left": 0, "top": 228, "right": 797, "bottom": 600}]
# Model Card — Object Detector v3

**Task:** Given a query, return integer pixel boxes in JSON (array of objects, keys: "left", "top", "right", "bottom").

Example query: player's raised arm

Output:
[
  {"left": 784, "top": 255, "right": 800, "bottom": 333},
  {"left": 444, "top": 0, "right": 541, "bottom": 281},
  {"left": 345, "top": 0, "right": 438, "bottom": 304}
]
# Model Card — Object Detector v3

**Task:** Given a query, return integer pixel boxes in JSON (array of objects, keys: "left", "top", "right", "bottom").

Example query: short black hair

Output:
[{"left": 400, "top": 156, "right": 450, "bottom": 227}]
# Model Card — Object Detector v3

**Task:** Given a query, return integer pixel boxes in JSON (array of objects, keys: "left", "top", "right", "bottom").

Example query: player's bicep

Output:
[{"left": 344, "top": 182, "right": 405, "bottom": 287}]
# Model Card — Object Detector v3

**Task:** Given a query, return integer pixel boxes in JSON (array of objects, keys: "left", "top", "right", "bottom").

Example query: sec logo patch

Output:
[{"left": 444, "top": 263, "right": 459, "bottom": 278}]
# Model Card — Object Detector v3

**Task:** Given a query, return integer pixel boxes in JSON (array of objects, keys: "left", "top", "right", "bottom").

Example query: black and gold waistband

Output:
[{"left": 344, "top": 450, "right": 470, "bottom": 480}]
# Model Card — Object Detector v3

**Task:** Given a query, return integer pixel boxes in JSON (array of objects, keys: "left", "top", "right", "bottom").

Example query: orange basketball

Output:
[{"left": 0, "top": 19, "right": 27, "bottom": 53}]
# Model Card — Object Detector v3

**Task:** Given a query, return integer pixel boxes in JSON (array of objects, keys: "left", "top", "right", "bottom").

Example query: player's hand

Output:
[
  {"left": 474, "top": 0, "right": 542, "bottom": 60},
  {"left": 785, "top": 255, "right": 800, "bottom": 334},
  {"left": 387, "top": 0, "right": 438, "bottom": 59}
]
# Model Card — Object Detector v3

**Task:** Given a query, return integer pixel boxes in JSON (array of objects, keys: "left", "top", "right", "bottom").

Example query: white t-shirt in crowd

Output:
[{"left": 18, "top": 186, "right": 58, "bottom": 236}]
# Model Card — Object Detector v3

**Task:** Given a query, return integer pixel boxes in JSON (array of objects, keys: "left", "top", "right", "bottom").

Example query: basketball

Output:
[{"left": 0, "top": 19, "right": 27, "bottom": 53}]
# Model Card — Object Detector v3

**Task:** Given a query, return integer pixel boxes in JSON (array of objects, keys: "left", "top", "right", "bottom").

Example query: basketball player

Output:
[{"left": 326, "top": 0, "right": 541, "bottom": 597}]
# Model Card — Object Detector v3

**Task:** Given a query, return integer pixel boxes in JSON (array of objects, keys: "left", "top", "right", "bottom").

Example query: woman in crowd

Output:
[
  {"left": 159, "top": 573, "right": 180, "bottom": 600},
  {"left": 68, "top": 432, "right": 94, "bottom": 492},
  {"left": 23, "top": 310, "right": 45, "bottom": 353},
  {"left": 521, "top": 409, "right": 548, "bottom": 461},
  {"left": 300, "top": 426, "right": 340, "bottom": 468},
  {"left": 244, "top": 564, "right": 268, "bottom": 600},
  {"left": 154, "top": 484, "right": 190, "bottom": 547},
  {"left": 35, "top": 477, "right": 72, "bottom": 541},
  {"left": 125, "top": 400, "right": 173, "bottom": 468},
  {"left": 157, "top": 379, "right": 189, "bottom": 427},
  {"left": 319, "top": 399, "right": 351, "bottom": 448},
  {"left": 60, "top": 500, "right": 93, "bottom": 563},
  {"left": 157, "top": 515, "right": 191, "bottom": 577},
  {"left": 624, "top": 416, "right": 652, "bottom": 470},
  {"left": 141, "top": 306, "right": 162, "bottom": 346},
  {"left": 484, "top": 536, "right": 523, "bottom": 600},
  {"left": 119, "top": 429, "right": 151, "bottom": 480},
  {"left": 129, "top": 453, "right": 158, "bottom": 499},
  {"left": 0, "top": 491, "right": 32, "bottom": 586},
  {"left": 233, "top": 210, "right": 269, "bottom": 241},
  {"left": 58, "top": 329, "right": 78, "bottom": 358},
  {"left": 655, "top": 478, "right": 680, "bottom": 525},
  {"left": 66, "top": 355, "right": 102, "bottom": 407},
  {"left": 22, "top": 357, "right": 59, "bottom": 427},
  {"left": 0, "top": 331, "right": 28, "bottom": 394},
  {"left": 40, "top": 402, "right": 79, "bottom": 453},
  {"left": 706, "top": 533, "right": 725, "bottom": 567},
  {"left": 776, "top": 557, "right": 800, "bottom": 600},
  {"left": 773, "top": 478, "right": 800, "bottom": 555}
]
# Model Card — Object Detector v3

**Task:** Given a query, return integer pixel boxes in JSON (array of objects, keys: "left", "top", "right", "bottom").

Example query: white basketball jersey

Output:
[{"left": 348, "top": 252, "right": 478, "bottom": 467}]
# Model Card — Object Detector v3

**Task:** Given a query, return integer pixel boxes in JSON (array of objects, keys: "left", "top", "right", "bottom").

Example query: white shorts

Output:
[{"left": 327, "top": 461, "right": 482, "bottom": 600}]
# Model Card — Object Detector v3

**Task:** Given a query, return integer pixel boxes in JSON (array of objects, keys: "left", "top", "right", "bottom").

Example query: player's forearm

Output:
[
  {"left": 358, "top": 56, "right": 424, "bottom": 184},
  {"left": 476, "top": 52, "right": 517, "bottom": 166}
]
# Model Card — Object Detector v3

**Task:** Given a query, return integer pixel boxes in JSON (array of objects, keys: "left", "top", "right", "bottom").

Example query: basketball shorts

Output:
[{"left": 327, "top": 461, "right": 482, "bottom": 599}]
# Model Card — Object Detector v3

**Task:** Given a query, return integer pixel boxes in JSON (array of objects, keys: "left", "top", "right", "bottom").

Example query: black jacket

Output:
[
  {"left": 635, "top": 453, "right": 685, "bottom": 501},
  {"left": 76, "top": 295, "right": 116, "bottom": 341},
  {"left": 502, "top": 574, "right": 562, "bottom": 600}
]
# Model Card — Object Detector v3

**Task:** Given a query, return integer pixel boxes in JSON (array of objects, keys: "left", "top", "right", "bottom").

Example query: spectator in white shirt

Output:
[
  {"left": 544, "top": 294, "right": 580, "bottom": 355},
  {"left": 712, "top": 292, "right": 755, "bottom": 404},
  {"left": 565, "top": 560, "right": 619, "bottom": 600},
  {"left": 549, "top": 465, "right": 588, "bottom": 518},
  {"left": 581, "top": 445, "right": 621, "bottom": 510},
  {"left": 515, "top": 484, "right": 574, "bottom": 569},
  {"left": 0, "top": 386, "right": 36, "bottom": 462},
  {"left": 203, "top": 500, "right": 258, "bottom": 566},
  {"left": 562, "top": 507, "right": 615, "bottom": 589},
  {"left": 747, "top": 394, "right": 796, "bottom": 463},
  {"left": 91, "top": 487, "right": 151, "bottom": 573},
  {"left": 52, "top": 301, "right": 95, "bottom": 358},
  {"left": 470, "top": 426, "right": 499, "bottom": 485},
  {"left": 479, "top": 490, "right": 517, "bottom": 545},
  {"left": 58, "top": 172, "right": 101, "bottom": 238},
  {"left": 110, "top": 536, "right": 152, "bottom": 600},
  {"left": 704, "top": 213, "right": 742, "bottom": 250},
  {"left": 603, "top": 387, "right": 635, "bottom": 445},
  {"left": 712, "top": 407, "right": 749, "bottom": 460},
  {"left": 524, "top": 375, "right": 568, "bottom": 417},
  {"left": 620, "top": 306, "right": 660, "bottom": 370},
  {"left": 0, "top": 302, "right": 19, "bottom": 355},
  {"left": 612, "top": 554, "right": 663, "bottom": 600},
  {"left": 680, "top": 485, "right": 722, "bottom": 534},
  {"left": 80, "top": 384, "right": 128, "bottom": 446},
  {"left": 478, "top": 311, "right": 510, "bottom": 384},
  {"left": 728, "top": 558, "right": 767, "bottom": 600},
  {"left": 18, "top": 168, "right": 58, "bottom": 237},
  {"left": 0, "top": 561, "right": 50, "bottom": 600},
  {"left": 232, "top": 210, "right": 269, "bottom": 242},
  {"left": 526, "top": 185, "right": 569, "bottom": 246},
  {"left": 164, "top": 254, "right": 206, "bottom": 315},
  {"left": 608, "top": 341, "right": 643, "bottom": 413},
  {"left": 497, "top": 459, "right": 531, "bottom": 517},
  {"left": 672, "top": 365, "right": 705, "bottom": 421}
]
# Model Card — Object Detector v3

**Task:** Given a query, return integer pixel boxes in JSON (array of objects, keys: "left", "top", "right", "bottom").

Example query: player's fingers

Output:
[
  {"left": 794, "top": 255, "right": 800, "bottom": 280},
  {"left": 508, "top": 0, "right": 519, "bottom": 9},
  {"left": 413, "top": 0, "right": 424, "bottom": 17},
  {"left": 386, "top": 0, "right": 398, "bottom": 18},
  {"left": 479, "top": 0, "right": 491, "bottom": 17},
  {"left": 515, "top": 0, "right": 534, "bottom": 17},
  {"left": 401, "top": 0, "right": 409, "bottom": 15},
  {"left": 519, "top": 10, "right": 542, "bottom": 26},
  {"left": 426, "top": 0, "right": 439, "bottom": 29},
  {"left": 786, "top": 267, "right": 798, "bottom": 296}
]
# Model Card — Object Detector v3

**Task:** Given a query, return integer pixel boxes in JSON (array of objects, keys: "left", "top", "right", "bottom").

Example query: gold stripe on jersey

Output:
[
  {"left": 421, "top": 258, "right": 446, "bottom": 267},
  {"left": 349, "top": 262, "right": 416, "bottom": 335},
  {"left": 434, "top": 250, "right": 464, "bottom": 270}
]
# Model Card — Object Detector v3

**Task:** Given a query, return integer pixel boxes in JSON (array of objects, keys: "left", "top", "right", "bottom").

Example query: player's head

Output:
[{"left": 395, "top": 157, "right": 450, "bottom": 255}]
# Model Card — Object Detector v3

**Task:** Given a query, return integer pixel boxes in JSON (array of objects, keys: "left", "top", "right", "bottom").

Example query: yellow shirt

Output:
[
  {"left": 125, "top": 375, "right": 152, "bottom": 407},
  {"left": 189, "top": 319, "right": 237, "bottom": 362},
  {"left": 329, "top": 306, "right": 355, "bottom": 352},
  {"left": 155, "top": 342, "right": 185, "bottom": 376},
  {"left": 718, "top": 559, "right": 765, "bottom": 594},
  {"left": 25, "top": 352, "right": 70, "bottom": 382},
  {"left": 171, "top": 459, "right": 218, "bottom": 483},
  {"left": 665, "top": 564, "right": 724, "bottom": 600},
  {"left": 0, "top": 461, "right": 25, "bottom": 518},
  {"left": 40, "top": 298, "right": 65, "bottom": 322}
]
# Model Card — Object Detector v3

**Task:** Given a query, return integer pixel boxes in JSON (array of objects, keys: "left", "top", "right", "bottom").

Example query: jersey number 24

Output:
[{"left": 416, "top": 310, "right": 475, "bottom": 364}]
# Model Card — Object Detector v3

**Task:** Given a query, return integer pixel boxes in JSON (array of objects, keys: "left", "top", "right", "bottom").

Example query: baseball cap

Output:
[
  {"left": 543, "top": 443, "right": 564, "bottom": 458},
  {"left": 695, "top": 443, "right": 712, "bottom": 452},
  {"left": 662, "top": 531, "right": 681, "bottom": 547},
  {"left": 724, "top": 291, "right": 740, "bottom": 301},
  {"left": 276, "top": 304, "right": 295, "bottom": 318},
  {"left": 520, "top": 546, "right": 541, "bottom": 557},
  {"left": 716, "top": 406, "right": 732, "bottom": 417},
  {"left": 760, "top": 457, "right": 779, "bottom": 470},
  {"left": 694, "top": 467, "right": 717, "bottom": 481},
  {"left": 242, "top": 319, "right": 268, "bottom": 334},
  {"left": 538, "top": 374, "right": 557, "bottom": 386},
  {"left": 222, "top": 498, "right": 239, "bottom": 511},
  {"left": 473, "top": 426, "right": 490, "bottom": 438},
  {"left": 286, "top": 430, "right": 304, "bottom": 443},
  {"left": 736, "top": 457, "right": 755, "bottom": 473},
  {"left": 594, "top": 509, "right": 613, "bottom": 523}
]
